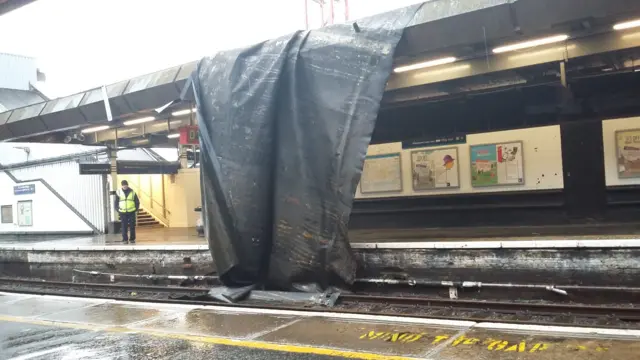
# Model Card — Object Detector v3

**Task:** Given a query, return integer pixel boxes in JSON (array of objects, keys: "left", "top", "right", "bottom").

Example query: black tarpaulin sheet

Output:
[{"left": 192, "top": 5, "right": 420, "bottom": 289}]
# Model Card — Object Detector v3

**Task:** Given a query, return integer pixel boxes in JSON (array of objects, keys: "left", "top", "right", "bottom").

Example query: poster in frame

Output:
[
  {"left": 470, "top": 141, "right": 525, "bottom": 187},
  {"left": 360, "top": 153, "right": 403, "bottom": 194},
  {"left": 616, "top": 129, "right": 640, "bottom": 179},
  {"left": 410, "top": 147, "right": 460, "bottom": 191}
]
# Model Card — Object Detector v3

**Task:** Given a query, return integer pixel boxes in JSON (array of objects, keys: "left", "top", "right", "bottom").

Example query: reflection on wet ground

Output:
[
  {"left": 3, "top": 226, "right": 640, "bottom": 250},
  {"left": 42, "top": 303, "right": 162, "bottom": 326},
  {"left": 142, "top": 309, "right": 297, "bottom": 339},
  {"left": 0, "top": 321, "right": 342, "bottom": 360},
  {"left": 1, "top": 292, "right": 640, "bottom": 360},
  {"left": 0, "top": 227, "right": 205, "bottom": 247},
  {"left": 0, "top": 297, "right": 96, "bottom": 318}
]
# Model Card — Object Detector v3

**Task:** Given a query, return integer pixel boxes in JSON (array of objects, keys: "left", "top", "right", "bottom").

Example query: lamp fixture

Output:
[
  {"left": 81, "top": 125, "right": 110, "bottom": 134},
  {"left": 614, "top": 19, "right": 640, "bottom": 31},
  {"left": 393, "top": 57, "right": 457, "bottom": 73},
  {"left": 167, "top": 133, "right": 180, "bottom": 139},
  {"left": 492, "top": 34, "right": 569, "bottom": 54},
  {"left": 171, "top": 108, "right": 197, "bottom": 117},
  {"left": 123, "top": 116, "right": 155, "bottom": 126}
]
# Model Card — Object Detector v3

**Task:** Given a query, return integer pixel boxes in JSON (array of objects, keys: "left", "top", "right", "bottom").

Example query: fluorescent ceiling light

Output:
[
  {"left": 123, "top": 116, "right": 155, "bottom": 126},
  {"left": 493, "top": 34, "right": 569, "bottom": 54},
  {"left": 614, "top": 19, "right": 640, "bottom": 31},
  {"left": 81, "top": 125, "right": 110, "bottom": 134},
  {"left": 171, "top": 108, "right": 197, "bottom": 117},
  {"left": 393, "top": 57, "right": 457, "bottom": 73},
  {"left": 167, "top": 133, "right": 180, "bottom": 139}
]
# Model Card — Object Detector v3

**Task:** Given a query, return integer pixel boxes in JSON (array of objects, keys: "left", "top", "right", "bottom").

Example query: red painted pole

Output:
[
  {"left": 329, "top": 0, "right": 335, "bottom": 25},
  {"left": 344, "top": 0, "right": 349, "bottom": 21}
]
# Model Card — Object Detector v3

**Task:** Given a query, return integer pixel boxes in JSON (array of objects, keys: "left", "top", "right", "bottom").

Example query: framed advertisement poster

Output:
[
  {"left": 470, "top": 141, "right": 524, "bottom": 187},
  {"left": 360, "top": 153, "right": 403, "bottom": 194},
  {"left": 616, "top": 129, "right": 640, "bottom": 178},
  {"left": 410, "top": 147, "right": 459, "bottom": 190},
  {"left": 17, "top": 200, "right": 33, "bottom": 227}
]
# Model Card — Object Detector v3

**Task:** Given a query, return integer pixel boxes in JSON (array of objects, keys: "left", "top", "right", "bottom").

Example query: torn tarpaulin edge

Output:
[{"left": 207, "top": 286, "right": 342, "bottom": 307}]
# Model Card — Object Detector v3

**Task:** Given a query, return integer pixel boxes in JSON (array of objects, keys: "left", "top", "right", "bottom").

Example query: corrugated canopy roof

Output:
[
  {"left": 2, "top": 0, "right": 640, "bottom": 143},
  {"left": 0, "top": 88, "right": 45, "bottom": 112},
  {"left": 0, "top": 0, "right": 37, "bottom": 16}
]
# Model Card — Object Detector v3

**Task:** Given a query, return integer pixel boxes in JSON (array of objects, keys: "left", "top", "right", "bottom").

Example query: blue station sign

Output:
[{"left": 14, "top": 184, "right": 35, "bottom": 196}]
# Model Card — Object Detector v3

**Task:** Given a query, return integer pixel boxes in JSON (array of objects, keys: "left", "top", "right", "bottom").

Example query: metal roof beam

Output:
[{"left": 387, "top": 29, "right": 640, "bottom": 91}]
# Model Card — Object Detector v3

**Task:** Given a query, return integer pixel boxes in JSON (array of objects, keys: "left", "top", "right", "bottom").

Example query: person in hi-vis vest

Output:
[{"left": 115, "top": 180, "right": 140, "bottom": 244}]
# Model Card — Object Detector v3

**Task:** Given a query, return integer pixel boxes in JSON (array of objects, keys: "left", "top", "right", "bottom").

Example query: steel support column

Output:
[{"left": 107, "top": 146, "right": 119, "bottom": 234}]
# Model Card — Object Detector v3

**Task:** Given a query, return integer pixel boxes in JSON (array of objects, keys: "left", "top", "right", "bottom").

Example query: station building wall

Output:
[
  {"left": 0, "top": 171, "right": 94, "bottom": 234},
  {"left": 356, "top": 125, "right": 564, "bottom": 199},
  {"left": 123, "top": 126, "right": 567, "bottom": 228},
  {"left": 9, "top": 160, "right": 106, "bottom": 231},
  {"left": 165, "top": 168, "right": 201, "bottom": 228},
  {"left": 95, "top": 118, "right": 640, "bottom": 232}
]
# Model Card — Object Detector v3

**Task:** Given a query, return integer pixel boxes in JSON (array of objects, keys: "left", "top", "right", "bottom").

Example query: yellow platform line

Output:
[{"left": 0, "top": 315, "right": 422, "bottom": 360}]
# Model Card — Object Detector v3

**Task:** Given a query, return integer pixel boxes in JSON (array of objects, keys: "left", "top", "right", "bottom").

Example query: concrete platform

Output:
[
  {"left": 3, "top": 227, "right": 640, "bottom": 251},
  {"left": 1, "top": 292, "right": 639, "bottom": 359},
  {"left": 5, "top": 226, "right": 640, "bottom": 290},
  {"left": 0, "top": 227, "right": 207, "bottom": 250},
  {"left": 0, "top": 228, "right": 213, "bottom": 280},
  {"left": 4, "top": 228, "right": 640, "bottom": 284}
]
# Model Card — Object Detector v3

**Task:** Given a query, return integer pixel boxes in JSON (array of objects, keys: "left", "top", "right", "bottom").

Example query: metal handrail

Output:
[
  {"left": 137, "top": 188, "right": 169, "bottom": 214},
  {"left": 125, "top": 178, "right": 171, "bottom": 225}
]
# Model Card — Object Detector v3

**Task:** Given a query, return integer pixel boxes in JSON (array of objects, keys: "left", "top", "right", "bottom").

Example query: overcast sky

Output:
[{"left": 0, "top": 0, "right": 423, "bottom": 98}]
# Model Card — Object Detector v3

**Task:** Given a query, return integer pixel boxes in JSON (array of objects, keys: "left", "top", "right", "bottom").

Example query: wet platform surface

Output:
[
  {"left": 3, "top": 227, "right": 640, "bottom": 251},
  {"left": 0, "top": 227, "right": 208, "bottom": 249},
  {"left": 1, "top": 292, "right": 639, "bottom": 359}
]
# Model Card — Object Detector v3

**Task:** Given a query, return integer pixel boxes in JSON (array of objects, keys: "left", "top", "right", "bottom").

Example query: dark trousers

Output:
[{"left": 120, "top": 212, "right": 137, "bottom": 242}]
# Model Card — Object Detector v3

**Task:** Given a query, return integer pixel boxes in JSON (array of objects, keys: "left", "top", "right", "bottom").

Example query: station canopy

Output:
[
  {"left": 0, "top": 0, "right": 36, "bottom": 16},
  {"left": 1, "top": 0, "right": 640, "bottom": 147}
]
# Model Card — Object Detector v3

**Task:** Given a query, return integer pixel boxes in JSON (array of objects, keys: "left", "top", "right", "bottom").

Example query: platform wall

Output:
[
  {"left": 356, "top": 125, "right": 564, "bottom": 199},
  {"left": 0, "top": 172, "right": 93, "bottom": 234},
  {"left": 602, "top": 116, "right": 640, "bottom": 187}
]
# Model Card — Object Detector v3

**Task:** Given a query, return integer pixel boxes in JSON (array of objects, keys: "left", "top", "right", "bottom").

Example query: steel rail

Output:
[
  {"left": 1, "top": 278, "right": 640, "bottom": 323},
  {"left": 340, "top": 294, "right": 640, "bottom": 320},
  {"left": 0, "top": 278, "right": 210, "bottom": 294}
]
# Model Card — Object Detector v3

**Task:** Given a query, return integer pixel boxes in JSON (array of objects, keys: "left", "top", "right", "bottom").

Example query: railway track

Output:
[
  {"left": 341, "top": 294, "right": 640, "bottom": 320},
  {"left": 0, "top": 278, "right": 208, "bottom": 295},
  {"left": 1, "top": 277, "right": 639, "bottom": 328}
]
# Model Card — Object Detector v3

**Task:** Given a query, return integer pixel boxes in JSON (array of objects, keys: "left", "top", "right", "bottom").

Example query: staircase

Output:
[{"left": 137, "top": 208, "right": 164, "bottom": 228}]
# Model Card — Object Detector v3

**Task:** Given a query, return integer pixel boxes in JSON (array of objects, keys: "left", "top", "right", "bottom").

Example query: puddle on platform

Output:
[
  {"left": 135, "top": 309, "right": 296, "bottom": 339},
  {"left": 41, "top": 303, "right": 162, "bottom": 326}
]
